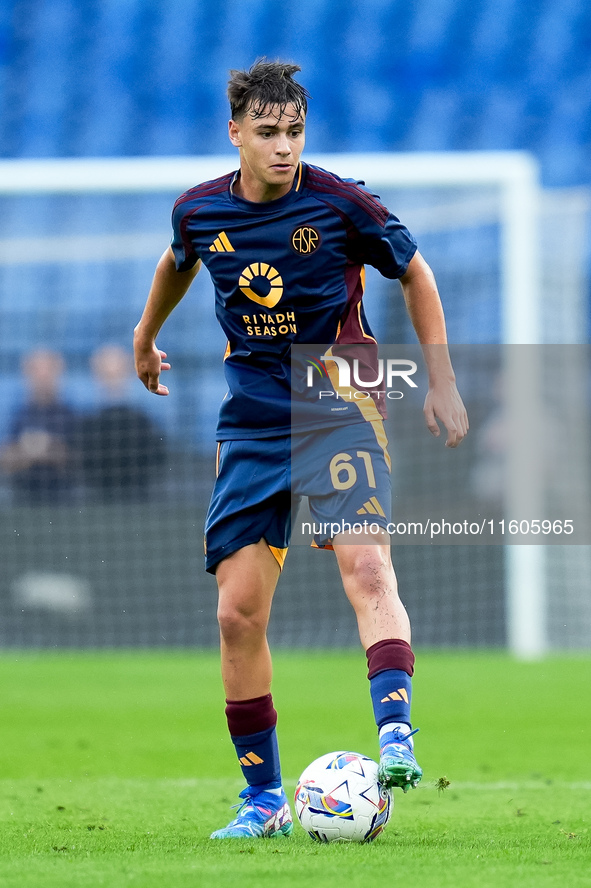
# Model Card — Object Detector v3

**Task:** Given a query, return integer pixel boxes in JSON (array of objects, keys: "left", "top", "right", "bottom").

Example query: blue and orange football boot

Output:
[
  {"left": 378, "top": 727, "right": 422, "bottom": 792},
  {"left": 210, "top": 786, "right": 293, "bottom": 839}
]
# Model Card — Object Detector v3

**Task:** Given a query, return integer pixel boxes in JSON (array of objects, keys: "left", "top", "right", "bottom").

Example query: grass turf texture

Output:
[{"left": 0, "top": 651, "right": 589, "bottom": 887}]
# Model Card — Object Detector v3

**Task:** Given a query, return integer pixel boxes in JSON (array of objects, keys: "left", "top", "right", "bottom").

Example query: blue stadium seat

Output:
[{"left": 0, "top": 0, "right": 589, "bottom": 189}]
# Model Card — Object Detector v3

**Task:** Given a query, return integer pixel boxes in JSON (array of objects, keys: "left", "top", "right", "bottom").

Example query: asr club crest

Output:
[{"left": 291, "top": 225, "right": 321, "bottom": 255}]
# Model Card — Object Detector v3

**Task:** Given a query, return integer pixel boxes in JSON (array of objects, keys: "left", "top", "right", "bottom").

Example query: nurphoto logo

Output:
[{"left": 305, "top": 354, "right": 418, "bottom": 401}]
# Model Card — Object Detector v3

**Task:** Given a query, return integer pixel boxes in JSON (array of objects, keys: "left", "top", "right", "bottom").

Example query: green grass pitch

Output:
[{"left": 0, "top": 650, "right": 589, "bottom": 887}]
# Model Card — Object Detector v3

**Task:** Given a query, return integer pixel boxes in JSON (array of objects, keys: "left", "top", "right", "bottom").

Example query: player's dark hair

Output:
[{"left": 228, "top": 58, "right": 310, "bottom": 121}]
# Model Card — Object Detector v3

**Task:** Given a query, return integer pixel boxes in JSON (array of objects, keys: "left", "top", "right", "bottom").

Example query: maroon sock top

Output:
[
  {"left": 225, "top": 693, "right": 277, "bottom": 737},
  {"left": 366, "top": 638, "right": 415, "bottom": 678}
]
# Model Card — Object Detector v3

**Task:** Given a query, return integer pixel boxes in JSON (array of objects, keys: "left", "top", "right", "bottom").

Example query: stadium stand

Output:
[{"left": 0, "top": 1, "right": 589, "bottom": 184}]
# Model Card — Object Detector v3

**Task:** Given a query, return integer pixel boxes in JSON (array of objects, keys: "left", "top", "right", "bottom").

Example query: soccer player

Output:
[{"left": 134, "top": 60, "right": 468, "bottom": 839}]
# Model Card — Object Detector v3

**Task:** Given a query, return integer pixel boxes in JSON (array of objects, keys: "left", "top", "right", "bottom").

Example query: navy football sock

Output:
[
  {"left": 225, "top": 694, "right": 282, "bottom": 791},
  {"left": 369, "top": 669, "right": 412, "bottom": 730},
  {"left": 231, "top": 725, "right": 282, "bottom": 790},
  {"left": 366, "top": 639, "right": 415, "bottom": 731}
]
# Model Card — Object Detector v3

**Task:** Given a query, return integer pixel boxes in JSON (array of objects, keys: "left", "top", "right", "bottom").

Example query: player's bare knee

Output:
[
  {"left": 336, "top": 545, "right": 392, "bottom": 583},
  {"left": 217, "top": 602, "right": 269, "bottom": 645},
  {"left": 337, "top": 548, "right": 399, "bottom": 608}
]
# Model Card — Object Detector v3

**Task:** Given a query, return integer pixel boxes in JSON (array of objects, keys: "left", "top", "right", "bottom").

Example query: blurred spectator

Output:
[
  {"left": 79, "top": 345, "right": 166, "bottom": 502},
  {"left": 0, "top": 350, "right": 77, "bottom": 505}
]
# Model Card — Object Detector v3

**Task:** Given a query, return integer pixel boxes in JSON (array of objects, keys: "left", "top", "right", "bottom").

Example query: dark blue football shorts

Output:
[{"left": 204, "top": 420, "right": 392, "bottom": 573}]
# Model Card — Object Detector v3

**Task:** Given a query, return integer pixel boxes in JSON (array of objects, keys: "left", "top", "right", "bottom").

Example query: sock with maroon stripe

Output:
[
  {"left": 225, "top": 693, "right": 282, "bottom": 791},
  {"left": 366, "top": 639, "right": 415, "bottom": 731}
]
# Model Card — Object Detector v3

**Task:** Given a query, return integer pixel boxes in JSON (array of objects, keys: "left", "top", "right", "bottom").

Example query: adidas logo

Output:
[
  {"left": 356, "top": 496, "right": 386, "bottom": 517},
  {"left": 380, "top": 688, "right": 409, "bottom": 704},
  {"left": 209, "top": 231, "right": 235, "bottom": 252},
  {"left": 239, "top": 751, "right": 264, "bottom": 766}
]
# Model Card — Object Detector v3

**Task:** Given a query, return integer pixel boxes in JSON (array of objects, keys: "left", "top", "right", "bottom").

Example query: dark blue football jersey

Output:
[{"left": 170, "top": 162, "right": 417, "bottom": 440}]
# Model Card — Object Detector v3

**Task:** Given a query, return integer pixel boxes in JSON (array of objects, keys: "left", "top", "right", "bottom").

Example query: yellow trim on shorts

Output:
[
  {"left": 368, "top": 419, "right": 391, "bottom": 472},
  {"left": 311, "top": 539, "right": 334, "bottom": 551},
  {"left": 268, "top": 544, "right": 288, "bottom": 570},
  {"left": 324, "top": 354, "right": 392, "bottom": 471}
]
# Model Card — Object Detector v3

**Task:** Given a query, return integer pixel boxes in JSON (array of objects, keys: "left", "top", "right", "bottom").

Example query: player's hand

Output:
[
  {"left": 134, "top": 341, "right": 171, "bottom": 396},
  {"left": 423, "top": 380, "right": 469, "bottom": 447}
]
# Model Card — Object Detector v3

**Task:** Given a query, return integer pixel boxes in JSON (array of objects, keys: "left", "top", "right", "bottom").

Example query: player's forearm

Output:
[
  {"left": 134, "top": 247, "right": 200, "bottom": 344},
  {"left": 400, "top": 251, "right": 456, "bottom": 384}
]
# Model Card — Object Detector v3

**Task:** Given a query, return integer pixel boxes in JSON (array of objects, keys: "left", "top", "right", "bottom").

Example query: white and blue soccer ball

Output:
[{"left": 294, "top": 751, "right": 392, "bottom": 843}]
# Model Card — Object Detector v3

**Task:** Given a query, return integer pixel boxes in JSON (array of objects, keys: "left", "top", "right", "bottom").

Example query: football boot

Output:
[
  {"left": 378, "top": 726, "right": 422, "bottom": 792},
  {"left": 210, "top": 786, "right": 293, "bottom": 839}
]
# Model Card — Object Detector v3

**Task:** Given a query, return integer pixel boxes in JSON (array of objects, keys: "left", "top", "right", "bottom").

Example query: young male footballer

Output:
[{"left": 134, "top": 59, "right": 468, "bottom": 839}]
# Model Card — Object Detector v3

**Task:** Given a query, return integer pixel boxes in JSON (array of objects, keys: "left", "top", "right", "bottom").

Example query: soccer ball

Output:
[{"left": 294, "top": 751, "right": 392, "bottom": 843}]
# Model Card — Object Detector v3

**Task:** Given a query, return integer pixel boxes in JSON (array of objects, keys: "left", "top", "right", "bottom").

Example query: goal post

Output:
[{"left": 0, "top": 151, "right": 586, "bottom": 657}]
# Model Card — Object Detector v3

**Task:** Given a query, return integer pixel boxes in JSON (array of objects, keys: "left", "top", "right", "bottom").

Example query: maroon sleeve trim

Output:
[
  {"left": 173, "top": 173, "right": 234, "bottom": 211},
  {"left": 178, "top": 202, "right": 208, "bottom": 264},
  {"left": 306, "top": 168, "right": 389, "bottom": 227}
]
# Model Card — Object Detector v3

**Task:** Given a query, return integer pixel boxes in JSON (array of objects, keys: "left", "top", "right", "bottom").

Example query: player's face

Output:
[{"left": 228, "top": 103, "right": 305, "bottom": 201}]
